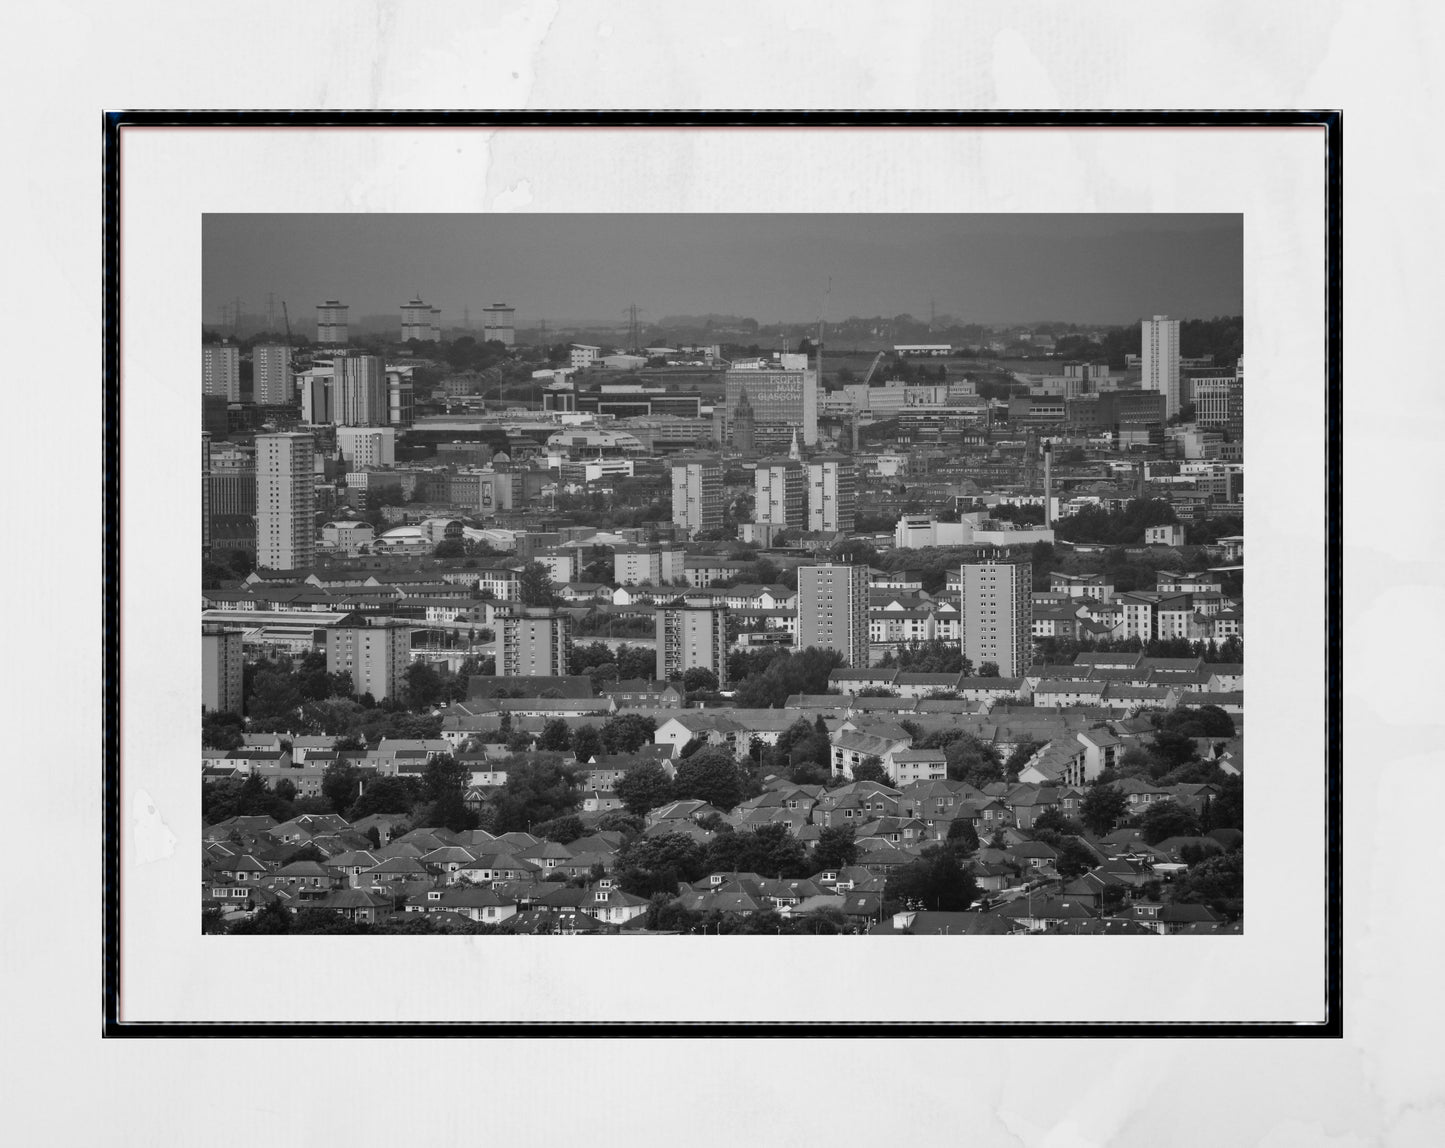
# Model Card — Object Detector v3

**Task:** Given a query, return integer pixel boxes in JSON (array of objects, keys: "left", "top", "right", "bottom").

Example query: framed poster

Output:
[{"left": 104, "top": 111, "right": 1339, "bottom": 1033}]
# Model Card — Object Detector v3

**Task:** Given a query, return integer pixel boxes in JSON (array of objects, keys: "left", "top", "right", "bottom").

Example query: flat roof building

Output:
[{"left": 798, "top": 564, "right": 869, "bottom": 668}]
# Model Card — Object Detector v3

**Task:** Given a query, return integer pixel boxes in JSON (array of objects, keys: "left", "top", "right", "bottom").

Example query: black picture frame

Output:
[{"left": 103, "top": 108, "right": 1342, "bottom": 1037}]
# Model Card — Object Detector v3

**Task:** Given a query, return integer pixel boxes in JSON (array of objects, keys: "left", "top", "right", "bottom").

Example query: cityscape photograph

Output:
[{"left": 199, "top": 213, "right": 1245, "bottom": 938}]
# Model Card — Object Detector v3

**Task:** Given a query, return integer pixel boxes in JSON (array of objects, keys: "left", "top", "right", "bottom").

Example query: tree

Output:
[
  {"left": 1150, "top": 728, "right": 1200, "bottom": 771},
  {"left": 273, "top": 777, "right": 297, "bottom": 804},
  {"left": 202, "top": 710, "right": 245, "bottom": 751},
  {"left": 517, "top": 561, "right": 559, "bottom": 607},
  {"left": 1004, "top": 740, "right": 1044, "bottom": 780},
  {"left": 946, "top": 819, "right": 980, "bottom": 853},
  {"left": 1080, "top": 785, "right": 1130, "bottom": 836},
  {"left": 616, "top": 831, "right": 708, "bottom": 898},
  {"left": 812, "top": 825, "right": 858, "bottom": 869},
  {"left": 402, "top": 661, "right": 445, "bottom": 711},
  {"left": 1157, "top": 704, "right": 1236, "bottom": 739},
  {"left": 348, "top": 775, "right": 421, "bottom": 819},
  {"left": 1053, "top": 837, "right": 1096, "bottom": 879},
  {"left": 888, "top": 845, "right": 980, "bottom": 912},
  {"left": 537, "top": 718, "right": 572, "bottom": 752},
  {"left": 421, "top": 753, "right": 469, "bottom": 805},
  {"left": 850, "top": 761, "right": 891, "bottom": 786},
  {"left": 673, "top": 747, "right": 745, "bottom": 811},
  {"left": 320, "top": 760, "right": 362, "bottom": 814},
  {"left": 489, "top": 757, "right": 581, "bottom": 834},
  {"left": 1032, "top": 808, "right": 1083, "bottom": 837},
  {"left": 705, "top": 823, "right": 809, "bottom": 879},
  {"left": 570, "top": 724, "right": 602, "bottom": 763},
  {"left": 1210, "top": 774, "right": 1243, "bottom": 831},
  {"left": 1114, "top": 745, "right": 1155, "bottom": 779},
  {"left": 681, "top": 667, "right": 719, "bottom": 693},
  {"left": 227, "top": 901, "right": 292, "bottom": 935},
  {"left": 595, "top": 810, "right": 644, "bottom": 838},
  {"left": 943, "top": 734, "right": 1003, "bottom": 787},
  {"left": 615, "top": 763, "right": 675, "bottom": 816},
  {"left": 1170, "top": 850, "right": 1243, "bottom": 919},
  {"left": 600, "top": 713, "right": 657, "bottom": 755},
  {"left": 1138, "top": 800, "right": 1202, "bottom": 845},
  {"left": 534, "top": 814, "right": 586, "bottom": 844},
  {"left": 977, "top": 662, "right": 1001, "bottom": 677}
]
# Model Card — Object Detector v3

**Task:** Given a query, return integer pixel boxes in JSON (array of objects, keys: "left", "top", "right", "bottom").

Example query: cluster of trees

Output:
[
  {"left": 614, "top": 745, "right": 756, "bottom": 816},
  {"left": 573, "top": 611, "right": 655, "bottom": 639},
  {"left": 1053, "top": 499, "right": 1179, "bottom": 546},
  {"left": 569, "top": 641, "right": 656, "bottom": 683},
  {"left": 1033, "top": 635, "right": 1244, "bottom": 664},
  {"left": 762, "top": 716, "right": 833, "bottom": 785},
  {"left": 888, "top": 842, "right": 982, "bottom": 912},
  {"left": 490, "top": 711, "right": 657, "bottom": 761},
  {"left": 617, "top": 823, "right": 816, "bottom": 898},
  {"left": 1092, "top": 705, "right": 1239, "bottom": 789},
  {"left": 202, "top": 549, "right": 255, "bottom": 588},
  {"left": 1168, "top": 850, "right": 1243, "bottom": 919},
  {"left": 1025, "top": 809, "right": 1099, "bottom": 879},
  {"left": 643, "top": 902, "right": 855, "bottom": 935},
  {"left": 877, "top": 639, "right": 973, "bottom": 675},
  {"left": 206, "top": 652, "right": 481, "bottom": 745},
  {"left": 725, "top": 646, "right": 846, "bottom": 708}
]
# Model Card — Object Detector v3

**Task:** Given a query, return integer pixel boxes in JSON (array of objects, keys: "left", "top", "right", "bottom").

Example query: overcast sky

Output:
[{"left": 203, "top": 214, "right": 1242, "bottom": 328}]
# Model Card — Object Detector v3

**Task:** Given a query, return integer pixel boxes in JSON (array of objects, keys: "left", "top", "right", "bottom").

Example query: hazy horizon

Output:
[{"left": 203, "top": 213, "right": 1242, "bottom": 330}]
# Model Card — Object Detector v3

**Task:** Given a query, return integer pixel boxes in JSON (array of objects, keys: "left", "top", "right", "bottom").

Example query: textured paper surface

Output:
[{"left": 6, "top": 0, "right": 1438, "bottom": 1143}]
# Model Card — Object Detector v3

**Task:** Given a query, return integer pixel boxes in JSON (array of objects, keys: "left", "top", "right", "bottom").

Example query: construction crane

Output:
[{"left": 851, "top": 350, "right": 886, "bottom": 452}]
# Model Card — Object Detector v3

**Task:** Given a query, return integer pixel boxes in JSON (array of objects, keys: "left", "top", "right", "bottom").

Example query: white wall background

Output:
[{"left": 2, "top": 1, "right": 1439, "bottom": 1144}]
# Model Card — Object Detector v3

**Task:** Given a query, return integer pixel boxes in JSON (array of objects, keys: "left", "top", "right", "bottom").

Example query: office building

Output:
[
  {"left": 255, "top": 432, "right": 316, "bottom": 571},
  {"left": 959, "top": 556, "right": 1032, "bottom": 678},
  {"left": 402, "top": 297, "right": 440, "bottom": 343},
  {"left": 207, "top": 444, "right": 257, "bottom": 516},
  {"left": 316, "top": 300, "right": 349, "bottom": 345},
  {"left": 201, "top": 625, "right": 246, "bottom": 715},
  {"left": 332, "top": 353, "right": 388, "bottom": 427},
  {"left": 671, "top": 455, "right": 723, "bottom": 539},
  {"left": 501, "top": 608, "right": 574, "bottom": 678},
  {"left": 1142, "top": 315, "right": 1182, "bottom": 420},
  {"left": 754, "top": 457, "right": 807, "bottom": 532},
  {"left": 798, "top": 564, "right": 869, "bottom": 667},
  {"left": 724, "top": 365, "right": 818, "bottom": 452},
  {"left": 202, "top": 342, "right": 240, "bottom": 402},
  {"left": 807, "top": 454, "right": 857, "bottom": 532},
  {"left": 655, "top": 598, "right": 729, "bottom": 686},
  {"left": 1192, "top": 363, "right": 1243, "bottom": 440},
  {"left": 325, "top": 622, "right": 411, "bottom": 702},
  {"left": 482, "top": 302, "right": 516, "bottom": 346},
  {"left": 336, "top": 426, "right": 396, "bottom": 469},
  {"left": 252, "top": 344, "right": 293, "bottom": 406}
]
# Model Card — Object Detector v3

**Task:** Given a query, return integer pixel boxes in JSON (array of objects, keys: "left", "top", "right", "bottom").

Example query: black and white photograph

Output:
[{"left": 198, "top": 212, "right": 1247, "bottom": 943}]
